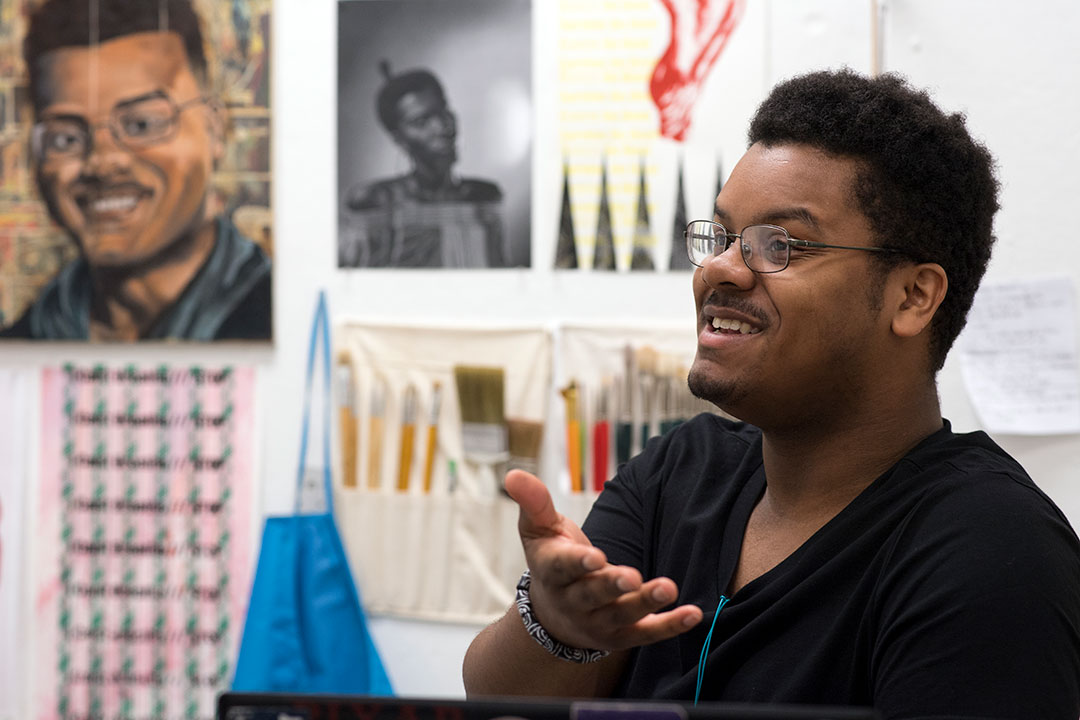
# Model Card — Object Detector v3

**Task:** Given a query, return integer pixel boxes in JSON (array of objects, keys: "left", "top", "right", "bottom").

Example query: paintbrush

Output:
[
  {"left": 592, "top": 378, "right": 612, "bottom": 492},
  {"left": 366, "top": 377, "right": 386, "bottom": 490},
  {"left": 561, "top": 381, "right": 583, "bottom": 493},
  {"left": 335, "top": 351, "right": 358, "bottom": 488},
  {"left": 421, "top": 381, "right": 442, "bottom": 493},
  {"left": 396, "top": 384, "right": 418, "bottom": 491},
  {"left": 453, "top": 365, "right": 508, "bottom": 493},
  {"left": 636, "top": 345, "right": 658, "bottom": 450},
  {"left": 615, "top": 344, "right": 635, "bottom": 464},
  {"left": 657, "top": 353, "right": 680, "bottom": 435},
  {"left": 506, "top": 418, "right": 544, "bottom": 477}
]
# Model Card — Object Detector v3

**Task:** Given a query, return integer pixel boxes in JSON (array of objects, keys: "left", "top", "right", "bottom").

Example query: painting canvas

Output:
[
  {"left": 0, "top": 0, "right": 272, "bottom": 341},
  {"left": 35, "top": 365, "right": 257, "bottom": 720},
  {"left": 551, "top": 0, "right": 758, "bottom": 272},
  {"left": 337, "top": 0, "right": 532, "bottom": 269}
]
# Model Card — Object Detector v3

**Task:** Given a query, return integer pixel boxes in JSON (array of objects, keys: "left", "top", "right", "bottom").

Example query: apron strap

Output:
[{"left": 295, "top": 290, "right": 335, "bottom": 516}]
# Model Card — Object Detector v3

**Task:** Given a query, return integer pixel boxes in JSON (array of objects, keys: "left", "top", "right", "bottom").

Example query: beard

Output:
[{"left": 687, "top": 361, "right": 743, "bottom": 410}]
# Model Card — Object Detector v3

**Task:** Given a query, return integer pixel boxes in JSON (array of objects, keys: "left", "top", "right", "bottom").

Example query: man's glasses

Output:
[
  {"left": 31, "top": 90, "right": 208, "bottom": 162},
  {"left": 685, "top": 220, "right": 905, "bottom": 274}
]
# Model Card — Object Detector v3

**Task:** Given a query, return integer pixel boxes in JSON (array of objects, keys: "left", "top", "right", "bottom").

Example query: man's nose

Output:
[
  {"left": 434, "top": 109, "right": 455, "bottom": 134},
  {"left": 81, "top": 125, "right": 131, "bottom": 175},
  {"left": 700, "top": 240, "right": 755, "bottom": 290}
]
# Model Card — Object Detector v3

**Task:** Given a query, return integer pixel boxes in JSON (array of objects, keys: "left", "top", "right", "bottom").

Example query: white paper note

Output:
[{"left": 959, "top": 276, "right": 1080, "bottom": 434}]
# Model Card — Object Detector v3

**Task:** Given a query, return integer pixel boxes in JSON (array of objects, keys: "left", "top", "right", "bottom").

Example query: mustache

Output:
[
  {"left": 69, "top": 176, "right": 153, "bottom": 198},
  {"left": 701, "top": 291, "right": 769, "bottom": 326}
]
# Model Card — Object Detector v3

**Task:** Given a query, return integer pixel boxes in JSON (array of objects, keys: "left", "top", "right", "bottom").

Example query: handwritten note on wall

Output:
[
  {"left": 958, "top": 276, "right": 1080, "bottom": 434},
  {"left": 35, "top": 366, "right": 255, "bottom": 720}
]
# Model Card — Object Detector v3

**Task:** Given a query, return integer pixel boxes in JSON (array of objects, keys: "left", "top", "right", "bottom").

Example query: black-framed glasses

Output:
[
  {"left": 31, "top": 90, "right": 208, "bottom": 162},
  {"left": 685, "top": 220, "right": 905, "bottom": 274}
]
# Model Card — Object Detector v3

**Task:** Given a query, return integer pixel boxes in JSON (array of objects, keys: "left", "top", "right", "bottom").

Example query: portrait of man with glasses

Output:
[
  {"left": 0, "top": 0, "right": 271, "bottom": 341},
  {"left": 465, "top": 69, "right": 1080, "bottom": 718}
]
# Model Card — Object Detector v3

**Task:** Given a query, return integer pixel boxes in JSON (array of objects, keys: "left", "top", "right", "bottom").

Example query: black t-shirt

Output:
[{"left": 582, "top": 414, "right": 1080, "bottom": 719}]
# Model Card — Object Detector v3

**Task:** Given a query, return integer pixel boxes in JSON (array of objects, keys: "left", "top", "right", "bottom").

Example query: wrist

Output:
[{"left": 515, "top": 569, "right": 610, "bottom": 663}]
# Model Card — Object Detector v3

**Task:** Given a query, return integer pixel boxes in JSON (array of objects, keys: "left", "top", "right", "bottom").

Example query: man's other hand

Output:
[{"left": 503, "top": 469, "right": 704, "bottom": 652}]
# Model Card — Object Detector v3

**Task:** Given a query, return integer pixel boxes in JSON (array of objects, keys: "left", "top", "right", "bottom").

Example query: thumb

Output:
[{"left": 503, "top": 469, "right": 561, "bottom": 537}]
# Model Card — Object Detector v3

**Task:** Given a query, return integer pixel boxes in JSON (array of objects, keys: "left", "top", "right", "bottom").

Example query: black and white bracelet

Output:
[{"left": 515, "top": 569, "right": 610, "bottom": 664}]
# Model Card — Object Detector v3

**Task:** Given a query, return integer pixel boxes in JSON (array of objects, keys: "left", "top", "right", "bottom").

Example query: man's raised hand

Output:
[{"left": 503, "top": 469, "right": 703, "bottom": 652}]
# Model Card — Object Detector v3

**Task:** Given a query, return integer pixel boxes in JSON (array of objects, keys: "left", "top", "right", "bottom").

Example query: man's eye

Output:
[
  {"left": 765, "top": 234, "right": 788, "bottom": 251},
  {"left": 766, "top": 238, "right": 788, "bottom": 252},
  {"left": 761, "top": 234, "right": 789, "bottom": 262},
  {"left": 47, "top": 130, "right": 84, "bottom": 153},
  {"left": 119, "top": 113, "right": 169, "bottom": 139}
]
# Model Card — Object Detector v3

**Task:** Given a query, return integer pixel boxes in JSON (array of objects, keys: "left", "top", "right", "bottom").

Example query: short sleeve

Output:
[{"left": 581, "top": 453, "right": 651, "bottom": 573}]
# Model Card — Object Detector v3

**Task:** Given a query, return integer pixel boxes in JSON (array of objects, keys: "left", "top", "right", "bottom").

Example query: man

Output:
[
  {"left": 1, "top": 0, "right": 271, "bottom": 341},
  {"left": 463, "top": 70, "right": 1080, "bottom": 718},
  {"left": 340, "top": 63, "right": 505, "bottom": 268}
]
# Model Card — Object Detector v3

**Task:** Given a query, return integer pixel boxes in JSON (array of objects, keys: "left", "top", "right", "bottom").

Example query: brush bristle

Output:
[
  {"left": 453, "top": 365, "right": 505, "bottom": 424},
  {"left": 506, "top": 418, "right": 543, "bottom": 474},
  {"left": 507, "top": 419, "right": 544, "bottom": 457}
]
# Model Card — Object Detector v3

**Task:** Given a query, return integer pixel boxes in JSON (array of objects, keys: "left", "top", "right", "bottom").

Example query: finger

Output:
[
  {"left": 504, "top": 469, "right": 560, "bottom": 535},
  {"left": 562, "top": 565, "right": 644, "bottom": 609},
  {"left": 603, "top": 577, "right": 685, "bottom": 626},
  {"left": 615, "top": 604, "right": 704, "bottom": 648},
  {"left": 529, "top": 536, "right": 608, "bottom": 587}
]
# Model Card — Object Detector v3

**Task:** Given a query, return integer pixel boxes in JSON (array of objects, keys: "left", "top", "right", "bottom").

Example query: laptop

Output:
[{"left": 218, "top": 692, "right": 881, "bottom": 720}]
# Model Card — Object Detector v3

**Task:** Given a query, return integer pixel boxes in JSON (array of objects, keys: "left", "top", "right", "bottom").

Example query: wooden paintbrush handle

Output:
[
  {"left": 422, "top": 425, "right": 438, "bottom": 493},
  {"left": 367, "top": 417, "right": 383, "bottom": 490},
  {"left": 340, "top": 407, "right": 358, "bottom": 488},
  {"left": 397, "top": 424, "right": 415, "bottom": 491}
]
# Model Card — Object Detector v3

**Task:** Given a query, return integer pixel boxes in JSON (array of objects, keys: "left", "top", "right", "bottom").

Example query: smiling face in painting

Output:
[{"left": 33, "top": 31, "right": 221, "bottom": 269}]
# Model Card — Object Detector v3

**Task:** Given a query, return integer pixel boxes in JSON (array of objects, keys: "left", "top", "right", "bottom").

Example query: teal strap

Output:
[
  {"left": 295, "top": 290, "right": 334, "bottom": 516},
  {"left": 694, "top": 594, "right": 730, "bottom": 705}
]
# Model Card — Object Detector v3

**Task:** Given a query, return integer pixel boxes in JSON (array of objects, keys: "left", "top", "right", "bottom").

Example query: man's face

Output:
[
  {"left": 391, "top": 86, "right": 457, "bottom": 167},
  {"left": 32, "top": 32, "right": 221, "bottom": 268},
  {"left": 688, "top": 142, "right": 894, "bottom": 429}
]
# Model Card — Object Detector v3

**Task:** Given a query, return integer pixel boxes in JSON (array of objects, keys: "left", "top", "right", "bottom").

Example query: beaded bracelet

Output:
[{"left": 515, "top": 569, "right": 610, "bottom": 664}]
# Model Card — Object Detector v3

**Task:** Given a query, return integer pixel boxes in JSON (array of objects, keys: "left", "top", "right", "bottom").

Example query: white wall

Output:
[
  {"left": 276, "top": 0, "right": 1080, "bottom": 696},
  {"left": 6, "top": 0, "right": 1080, "bottom": 702}
]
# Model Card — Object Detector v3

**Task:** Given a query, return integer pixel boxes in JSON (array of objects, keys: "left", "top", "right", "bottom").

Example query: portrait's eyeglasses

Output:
[
  {"left": 31, "top": 90, "right": 208, "bottom": 162},
  {"left": 684, "top": 219, "right": 906, "bottom": 274}
]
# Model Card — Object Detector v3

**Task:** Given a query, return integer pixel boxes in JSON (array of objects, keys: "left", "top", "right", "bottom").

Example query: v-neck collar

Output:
[
  {"left": 713, "top": 423, "right": 955, "bottom": 602},
  {"left": 715, "top": 465, "right": 766, "bottom": 599}
]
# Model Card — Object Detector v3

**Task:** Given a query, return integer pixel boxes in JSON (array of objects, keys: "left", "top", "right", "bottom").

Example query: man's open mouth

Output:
[
  {"left": 707, "top": 315, "right": 761, "bottom": 335},
  {"left": 76, "top": 185, "right": 152, "bottom": 224}
]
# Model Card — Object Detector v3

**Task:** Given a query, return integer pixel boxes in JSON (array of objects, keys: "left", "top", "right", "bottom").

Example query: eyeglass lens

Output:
[
  {"left": 36, "top": 95, "right": 181, "bottom": 159},
  {"left": 686, "top": 221, "right": 792, "bottom": 273}
]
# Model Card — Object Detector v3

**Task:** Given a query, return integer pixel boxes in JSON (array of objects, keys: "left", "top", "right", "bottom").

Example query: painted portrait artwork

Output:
[
  {"left": 0, "top": 0, "right": 272, "bottom": 342},
  {"left": 337, "top": 0, "right": 532, "bottom": 269}
]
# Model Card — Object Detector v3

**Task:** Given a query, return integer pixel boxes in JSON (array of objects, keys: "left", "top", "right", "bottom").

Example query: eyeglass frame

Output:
[
  {"left": 684, "top": 219, "right": 908, "bottom": 274},
  {"left": 30, "top": 89, "right": 211, "bottom": 163}
]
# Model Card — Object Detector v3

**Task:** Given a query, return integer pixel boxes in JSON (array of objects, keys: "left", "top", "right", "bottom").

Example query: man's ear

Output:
[{"left": 891, "top": 263, "right": 948, "bottom": 338}]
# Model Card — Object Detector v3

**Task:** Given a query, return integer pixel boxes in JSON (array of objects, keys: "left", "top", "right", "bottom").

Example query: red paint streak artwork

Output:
[{"left": 650, "top": 0, "right": 746, "bottom": 141}]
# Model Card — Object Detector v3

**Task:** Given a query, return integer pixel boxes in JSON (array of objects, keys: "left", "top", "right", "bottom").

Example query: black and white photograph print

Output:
[{"left": 337, "top": 0, "right": 532, "bottom": 269}]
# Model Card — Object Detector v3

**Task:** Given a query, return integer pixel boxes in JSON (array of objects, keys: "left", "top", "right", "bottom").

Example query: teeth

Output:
[
  {"left": 710, "top": 316, "right": 760, "bottom": 335},
  {"left": 91, "top": 195, "right": 138, "bottom": 213}
]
